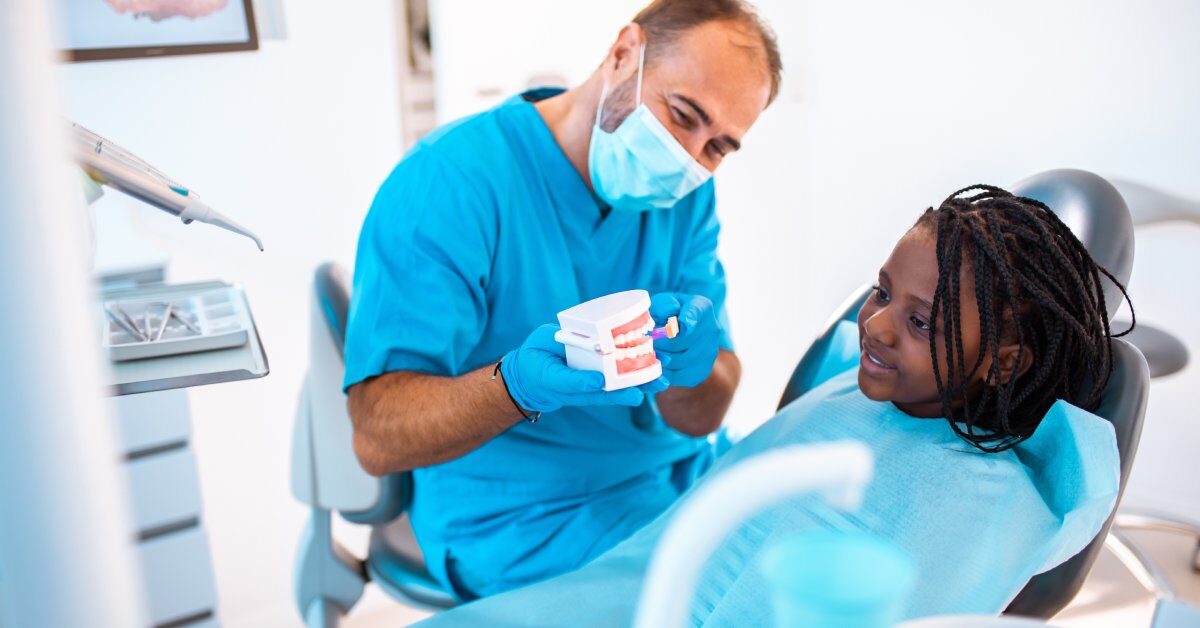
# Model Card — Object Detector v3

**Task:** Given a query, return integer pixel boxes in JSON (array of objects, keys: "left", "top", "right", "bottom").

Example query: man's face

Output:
[{"left": 599, "top": 21, "right": 773, "bottom": 172}]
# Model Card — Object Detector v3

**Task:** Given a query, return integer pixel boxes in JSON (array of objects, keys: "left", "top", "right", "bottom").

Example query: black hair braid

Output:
[{"left": 914, "top": 185, "right": 1134, "bottom": 452}]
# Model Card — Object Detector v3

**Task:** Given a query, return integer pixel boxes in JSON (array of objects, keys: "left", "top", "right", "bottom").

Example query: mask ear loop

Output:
[
  {"left": 636, "top": 44, "right": 646, "bottom": 108},
  {"left": 595, "top": 44, "right": 646, "bottom": 128}
]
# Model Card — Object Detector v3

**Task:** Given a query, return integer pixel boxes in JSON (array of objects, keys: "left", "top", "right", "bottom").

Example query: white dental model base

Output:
[{"left": 554, "top": 289, "right": 663, "bottom": 391}]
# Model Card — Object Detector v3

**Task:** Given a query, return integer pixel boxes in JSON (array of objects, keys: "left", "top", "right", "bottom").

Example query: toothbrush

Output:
[{"left": 650, "top": 316, "right": 680, "bottom": 340}]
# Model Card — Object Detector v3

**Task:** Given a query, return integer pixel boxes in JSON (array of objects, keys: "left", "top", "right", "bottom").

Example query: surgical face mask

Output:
[{"left": 588, "top": 46, "right": 712, "bottom": 213}]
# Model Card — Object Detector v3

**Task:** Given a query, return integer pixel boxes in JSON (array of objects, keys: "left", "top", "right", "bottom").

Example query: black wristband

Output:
[{"left": 493, "top": 359, "right": 540, "bottom": 423}]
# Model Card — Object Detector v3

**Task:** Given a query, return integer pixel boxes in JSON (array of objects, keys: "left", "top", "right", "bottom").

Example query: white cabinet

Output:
[{"left": 113, "top": 389, "right": 219, "bottom": 627}]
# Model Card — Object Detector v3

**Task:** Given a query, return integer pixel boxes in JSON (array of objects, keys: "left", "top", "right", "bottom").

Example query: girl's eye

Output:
[
  {"left": 911, "top": 316, "right": 930, "bottom": 332},
  {"left": 872, "top": 285, "right": 890, "bottom": 303}
]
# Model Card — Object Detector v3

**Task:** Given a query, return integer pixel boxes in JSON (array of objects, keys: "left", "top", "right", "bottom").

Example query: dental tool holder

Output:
[
  {"left": 554, "top": 289, "right": 663, "bottom": 391},
  {"left": 103, "top": 287, "right": 249, "bottom": 361}
]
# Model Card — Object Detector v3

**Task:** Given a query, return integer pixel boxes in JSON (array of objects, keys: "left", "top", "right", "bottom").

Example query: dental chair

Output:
[
  {"left": 778, "top": 169, "right": 1152, "bottom": 620},
  {"left": 291, "top": 263, "right": 457, "bottom": 627}
]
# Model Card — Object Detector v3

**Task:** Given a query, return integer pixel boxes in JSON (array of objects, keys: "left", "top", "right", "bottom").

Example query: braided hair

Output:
[{"left": 915, "top": 185, "right": 1134, "bottom": 452}]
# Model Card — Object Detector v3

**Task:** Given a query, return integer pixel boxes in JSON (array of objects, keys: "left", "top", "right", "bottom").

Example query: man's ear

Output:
[
  {"left": 604, "top": 24, "right": 645, "bottom": 79},
  {"left": 996, "top": 343, "right": 1034, "bottom": 383}
]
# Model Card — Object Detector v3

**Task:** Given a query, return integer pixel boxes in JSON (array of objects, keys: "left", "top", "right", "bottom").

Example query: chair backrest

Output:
[
  {"left": 777, "top": 284, "right": 872, "bottom": 409},
  {"left": 290, "top": 262, "right": 411, "bottom": 523},
  {"left": 1005, "top": 336, "right": 1147, "bottom": 617}
]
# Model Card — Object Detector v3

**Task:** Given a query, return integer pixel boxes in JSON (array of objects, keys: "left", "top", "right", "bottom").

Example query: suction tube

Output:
[{"left": 70, "top": 121, "right": 264, "bottom": 251}]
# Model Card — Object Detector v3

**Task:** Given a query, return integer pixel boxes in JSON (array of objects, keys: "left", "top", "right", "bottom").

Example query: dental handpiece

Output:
[{"left": 70, "top": 121, "right": 264, "bottom": 251}]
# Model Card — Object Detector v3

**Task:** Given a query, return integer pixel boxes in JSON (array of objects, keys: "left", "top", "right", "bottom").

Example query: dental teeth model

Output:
[{"left": 554, "top": 290, "right": 671, "bottom": 391}]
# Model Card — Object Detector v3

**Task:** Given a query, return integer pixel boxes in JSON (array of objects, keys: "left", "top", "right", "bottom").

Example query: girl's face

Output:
[{"left": 856, "top": 227, "right": 985, "bottom": 417}]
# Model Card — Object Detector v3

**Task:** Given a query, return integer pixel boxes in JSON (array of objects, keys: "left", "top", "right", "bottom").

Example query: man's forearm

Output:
[
  {"left": 347, "top": 364, "right": 527, "bottom": 475},
  {"left": 656, "top": 350, "right": 740, "bottom": 437}
]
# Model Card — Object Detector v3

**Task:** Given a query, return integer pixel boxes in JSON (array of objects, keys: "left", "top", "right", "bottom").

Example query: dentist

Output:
[{"left": 344, "top": 0, "right": 781, "bottom": 600}]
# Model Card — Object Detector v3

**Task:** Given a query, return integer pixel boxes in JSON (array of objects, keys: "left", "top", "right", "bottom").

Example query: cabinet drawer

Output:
[
  {"left": 112, "top": 389, "right": 191, "bottom": 455},
  {"left": 127, "top": 447, "right": 202, "bottom": 537},
  {"left": 137, "top": 527, "right": 217, "bottom": 626}
]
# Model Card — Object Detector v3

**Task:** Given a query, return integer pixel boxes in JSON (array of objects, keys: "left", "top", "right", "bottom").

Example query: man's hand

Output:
[
  {"left": 502, "top": 324, "right": 669, "bottom": 413},
  {"left": 649, "top": 292, "right": 722, "bottom": 387}
]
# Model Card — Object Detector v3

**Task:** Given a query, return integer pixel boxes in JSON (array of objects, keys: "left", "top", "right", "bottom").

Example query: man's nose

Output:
[
  {"left": 863, "top": 309, "right": 896, "bottom": 346},
  {"left": 681, "top": 136, "right": 719, "bottom": 172}
]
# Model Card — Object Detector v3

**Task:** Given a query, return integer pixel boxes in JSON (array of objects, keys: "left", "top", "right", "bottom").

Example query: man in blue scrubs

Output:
[{"left": 344, "top": 0, "right": 782, "bottom": 599}]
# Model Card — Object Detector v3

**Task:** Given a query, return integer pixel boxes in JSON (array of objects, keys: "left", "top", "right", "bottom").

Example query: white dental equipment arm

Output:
[
  {"left": 1109, "top": 179, "right": 1200, "bottom": 227},
  {"left": 633, "top": 441, "right": 874, "bottom": 628},
  {"left": 70, "top": 121, "right": 264, "bottom": 251}
]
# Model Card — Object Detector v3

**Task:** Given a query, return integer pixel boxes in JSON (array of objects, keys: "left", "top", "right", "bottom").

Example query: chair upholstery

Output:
[
  {"left": 311, "top": 263, "right": 413, "bottom": 524},
  {"left": 367, "top": 517, "right": 459, "bottom": 609},
  {"left": 300, "top": 262, "right": 458, "bottom": 614},
  {"left": 1005, "top": 337, "right": 1148, "bottom": 617}
]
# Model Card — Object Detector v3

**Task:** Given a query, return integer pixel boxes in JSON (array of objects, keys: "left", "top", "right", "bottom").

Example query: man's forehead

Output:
[{"left": 647, "top": 21, "right": 772, "bottom": 132}]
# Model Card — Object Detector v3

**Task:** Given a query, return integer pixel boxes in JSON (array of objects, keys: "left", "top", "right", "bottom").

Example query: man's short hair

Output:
[{"left": 632, "top": 0, "right": 783, "bottom": 104}]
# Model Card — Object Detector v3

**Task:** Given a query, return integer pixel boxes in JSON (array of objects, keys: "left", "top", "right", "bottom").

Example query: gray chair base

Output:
[{"left": 1108, "top": 508, "right": 1200, "bottom": 598}]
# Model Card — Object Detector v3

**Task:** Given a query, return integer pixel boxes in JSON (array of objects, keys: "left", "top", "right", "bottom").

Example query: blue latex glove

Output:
[
  {"left": 649, "top": 292, "right": 722, "bottom": 388},
  {"left": 501, "top": 324, "right": 670, "bottom": 414}
]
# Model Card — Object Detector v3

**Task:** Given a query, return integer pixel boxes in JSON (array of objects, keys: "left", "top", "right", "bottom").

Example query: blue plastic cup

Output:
[{"left": 759, "top": 531, "right": 916, "bottom": 628}]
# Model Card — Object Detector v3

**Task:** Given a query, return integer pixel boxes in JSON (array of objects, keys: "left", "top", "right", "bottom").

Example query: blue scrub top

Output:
[{"left": 344, "top": 88, "right": 734, "bottom": 598}]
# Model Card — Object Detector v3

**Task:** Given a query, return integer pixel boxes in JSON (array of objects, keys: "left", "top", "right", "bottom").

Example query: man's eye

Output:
[
  {"left": 672, "top": 107, "right": 694, "bottom": 127},
  {"left": 872, "top": 285, "right": 890, "bottom": 303},
  {"left": 911, "top": 316, "right": 930, "bottom": 332}
]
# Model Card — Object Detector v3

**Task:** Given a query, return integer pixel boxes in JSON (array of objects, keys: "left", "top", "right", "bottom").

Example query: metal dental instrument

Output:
[
  {"left": 105, "top": 306, "right": 147, "bottom": 341},
  {"left": 112, "top": 304, "right": 145, "bottom": 341},
  {"left": 171, "top": 309, "right": 201, "bottom": 334},
  {"left": 154, "top": 303, "right": 173, "bottom": 342}
]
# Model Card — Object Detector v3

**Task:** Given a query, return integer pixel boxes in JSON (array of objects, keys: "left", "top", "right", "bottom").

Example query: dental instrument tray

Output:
[{"left": 102, "top": 287, "right": 249, "bottom": 361}]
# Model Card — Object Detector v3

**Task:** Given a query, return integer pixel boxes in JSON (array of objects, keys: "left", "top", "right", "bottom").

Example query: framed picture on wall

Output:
[{"left": 58, "top": 0, "right": 258, "bottom": 62}]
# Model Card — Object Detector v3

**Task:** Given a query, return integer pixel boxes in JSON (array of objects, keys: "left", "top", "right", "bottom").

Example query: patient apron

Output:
[{"left": 419, "top": 367, "right": 1119, "bottom": 626}]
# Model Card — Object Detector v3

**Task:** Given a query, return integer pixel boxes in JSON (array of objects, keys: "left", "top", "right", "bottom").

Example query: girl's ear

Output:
[{"left": 997, "top": 343, "right": 1034, "bottom": 383}]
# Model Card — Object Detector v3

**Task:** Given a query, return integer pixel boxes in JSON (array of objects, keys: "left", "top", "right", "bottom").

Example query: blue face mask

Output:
[{"left": 588, "top": 46, "right": 712, "bottom": 213}]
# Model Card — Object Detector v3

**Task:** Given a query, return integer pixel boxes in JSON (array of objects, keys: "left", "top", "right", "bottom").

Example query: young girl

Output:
[{"left": 419, "top": 185, "right": 1134, "bottom": 626}]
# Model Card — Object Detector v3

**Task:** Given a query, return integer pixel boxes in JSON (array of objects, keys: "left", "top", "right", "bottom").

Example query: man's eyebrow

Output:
[
  {"left": 674, "top": 94, "right": 712, "bottom": 125},
  {"left": 673, "top": 93, "right": 741, "bottom": 152}
]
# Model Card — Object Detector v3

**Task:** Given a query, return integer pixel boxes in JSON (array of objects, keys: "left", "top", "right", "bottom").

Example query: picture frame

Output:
[{"left": 60, "top": 0, "right": 258, "bottom": 63}]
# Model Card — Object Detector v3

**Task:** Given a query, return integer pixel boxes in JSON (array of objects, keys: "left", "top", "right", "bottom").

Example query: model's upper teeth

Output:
[
  {"left": 868, "top": 352, "right": 887, "bottom": 368},
  {"left": 614, "top": 320, "right": 655, "bottom": 346}
]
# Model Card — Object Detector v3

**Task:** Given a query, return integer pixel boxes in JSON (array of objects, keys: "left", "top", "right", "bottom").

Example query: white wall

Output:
[
  {"left": 50, "top": 0, "right": 1200, "bottom": 624},
  {"left": 57, "top": 2, "right": 404, "bottom": 625},
  {"left": 433, "top": 0, "right": 1200, "bottom": 518}
]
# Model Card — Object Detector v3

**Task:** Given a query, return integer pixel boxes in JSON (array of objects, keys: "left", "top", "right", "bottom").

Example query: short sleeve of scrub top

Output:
[{"left": 344, "top": 151, "right": 496, "bottom": 387}]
